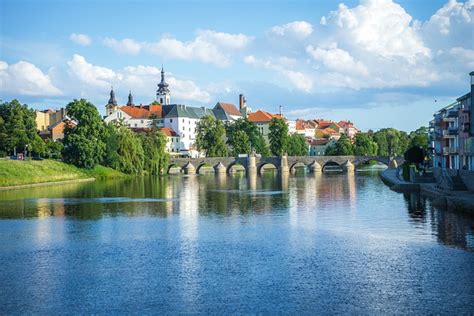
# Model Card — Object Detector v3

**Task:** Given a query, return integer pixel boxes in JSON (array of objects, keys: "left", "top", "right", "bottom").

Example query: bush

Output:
[{"left": 404, "top": 146, "right": 425, "bottom": 165}]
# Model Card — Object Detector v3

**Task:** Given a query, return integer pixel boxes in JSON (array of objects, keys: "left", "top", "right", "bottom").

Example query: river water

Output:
[{"left": 0, "top": 171, "right": 473, "bottom": 314}]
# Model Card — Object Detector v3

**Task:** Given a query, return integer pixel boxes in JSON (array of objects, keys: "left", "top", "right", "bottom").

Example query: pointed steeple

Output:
[
  {"left": 108, "top": 86, "right": 117, "bottom": 106},
  {"left": 156, "top": 65, "right": 171, "bottom": 105},
  {"left": 127, "top": 90, "right": 134, "bottom": 106}
]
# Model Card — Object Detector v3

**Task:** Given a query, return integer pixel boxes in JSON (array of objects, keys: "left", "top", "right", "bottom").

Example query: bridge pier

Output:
[
  {"left": 309, "top": 161, "right": 322, "bottom": 173},
  {"left": 183, "top": 162, "right": 196, "bottom": 175},
  {"left": 280, "top": 155, "right": 289, "bottom": 174},
  {"left": 214, "top": 162, "right": 226, "bottom": 174},
  {"left": 247, "top": 155, "right": 257, "bottom": 175},
  {"left": 342, "top": 160, "right": 355, "bottom": 172},
  {"left": 389, "top": 158, "right": 398, "bottom": 169}
]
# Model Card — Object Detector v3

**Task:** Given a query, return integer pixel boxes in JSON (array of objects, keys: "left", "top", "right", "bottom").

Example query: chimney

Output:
[
  {"left": 279, "top": 105, "right": 282, "bottom": 116},
  {"left": 239, "top": 94, "right": 244, "bottom": 110}
]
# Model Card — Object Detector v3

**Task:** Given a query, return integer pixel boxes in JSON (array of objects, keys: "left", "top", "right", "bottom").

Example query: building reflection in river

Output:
[{"left": 0, "top": 173, "right": 473, "bottom": 250}]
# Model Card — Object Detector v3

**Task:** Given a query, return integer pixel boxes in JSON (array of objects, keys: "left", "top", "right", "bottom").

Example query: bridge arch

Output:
[
  {"left": 227, "top": 161, "right": 246, "bottom": 175},
  {"left": 167, "top": 163, "right": 183, "bottom": 174},
  {"left": 196, "top": 162, "right": 215, "bottom": 174},
  {"left": 289, "top": 162, "right": 309, "bottom": 174},
  {"left": 257, "top": 162, "right": 279, "bottom": 175},
  {"left": 322, "top": 161, "right": 343, "bottom": 172}
]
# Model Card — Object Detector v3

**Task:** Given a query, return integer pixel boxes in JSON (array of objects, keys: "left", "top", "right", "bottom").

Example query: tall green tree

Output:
[
  {"left": 103, "top": 125, "right": 144, "bottom": 174},
  {"left": 225, "top": 118, "right": 269, "bottom": 156},
  {"left": 62, "top": 99, "right": 105, "bottom": 168},
  {"left": 354, "top": 133, "right": 378, "bottom": 156},
  {"left": 0, "top": 99, "right": 39, "bottom": 156},
  {"left": 231, "top": 130, "right": 251, "bottom": 156},
  {"left": 287, "top": 133, "right": 308, "bottom": 156},
  {"left": 373, "top": 128, "right": 409, "bottom": 157},
  {"left": 269, "top": 117, "right": 289, "bottom": 156},
  {"left": 409, "top": 126, "right": 429, "bottom": 149},
  {"left": 196, "top": 115, "right": 228, "bottom": 157},
  {"left": 141, "top": 130, "right": 169, "bottom": 175},
  {"left": 325, "top": 134, "right": 354, "bottom": 155}
]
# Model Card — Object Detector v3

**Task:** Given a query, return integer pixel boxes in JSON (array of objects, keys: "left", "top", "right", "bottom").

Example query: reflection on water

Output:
[
  {"left": 0, "top": 171, "right": 474, "bottom": 313},
  {"left": 1, "top": 171, "right": 473, "bottom": 251}
]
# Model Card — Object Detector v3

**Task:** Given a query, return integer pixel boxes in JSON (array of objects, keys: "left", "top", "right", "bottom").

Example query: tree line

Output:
[
  {"left": 325, "top": 127, "right": 429, "bottom": 156},
  {"left": 195, "top": 116, "right": 309, "bottom": 157},
  {"left": 0, "top": 99, "right": 168, "bottom": 175}
]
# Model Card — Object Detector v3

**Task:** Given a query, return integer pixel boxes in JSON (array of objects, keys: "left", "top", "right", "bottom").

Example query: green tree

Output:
[
  {"left": 269, "top": 117, "right": 289, "bottom": 156},
  {"left": 373, "top": 128, "right": 409, "bottom": 157},
  {"left": 141, "top": 130, "right": 169, "bottom": 175},
  {"left": 44, "top": 139, "right": 64, "bottom": 159},
  {"left": 354, "top": 133, "right": 378, "bottom": 156},
  {"left": 196, "top": 115, "right": 228, "bottom": 157},
  {"left": 231, "top": 130, "right": 251, "bottom": 156},
  {"left": 62, "top": 99, "right": 105, "bottom": 168},
  {"left": 225, "top": 118, "right": 270, "bottom": 156},
  {"left": 287, "top": 133, "right": 308, "bottom": 156},
  {"left": 409, "top": 126, "right": 429, "bottom": 149},
  {"left": 325, "top": 134, "right": 354, "bottom": 155},
  {"left": 0, "top": 99, "right": 38, "bottom": 156},
  {"left": 404, "top": 146, "right": 425, "bottom": 165}
]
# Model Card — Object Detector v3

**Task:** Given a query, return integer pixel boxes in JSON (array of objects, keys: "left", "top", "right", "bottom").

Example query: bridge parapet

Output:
[{"left": 167, "top": 155, "right": 404, "bottom": 175}]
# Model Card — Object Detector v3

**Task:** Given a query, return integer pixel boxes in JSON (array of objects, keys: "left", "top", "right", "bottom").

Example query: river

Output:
[{"left": 0, "top": 171, "right": 473, "bottom": 313}]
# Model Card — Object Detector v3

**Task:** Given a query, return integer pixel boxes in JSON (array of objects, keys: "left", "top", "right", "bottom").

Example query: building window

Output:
[
  {"left": 141, "top": 120, "right": 144, "bottom": 123},
  {"left": 183, "top": 119, "right": 185, "bottom": 123},
  {"left": 170, "top": 119, "right": 173, "bottom": 123},
  {"left": 134, "top": 123, "right": 137, "bottom": 127}
]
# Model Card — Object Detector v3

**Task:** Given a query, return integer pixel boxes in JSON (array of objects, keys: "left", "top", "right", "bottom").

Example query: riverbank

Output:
[
  {"left": 0, "top": 160, "right": 125, "bottom": 190},
  {"left": 381, "top": 169, "right": 474, "bottom": 214}
]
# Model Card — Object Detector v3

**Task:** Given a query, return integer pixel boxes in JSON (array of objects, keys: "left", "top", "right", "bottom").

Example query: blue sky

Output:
[{"left": 1, "top": 0, "right": 473, "bottom": 131}]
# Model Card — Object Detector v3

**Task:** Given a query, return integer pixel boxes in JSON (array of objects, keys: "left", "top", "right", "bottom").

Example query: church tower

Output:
[
  {"left": 156, "top": 67, "right": 171, "bottom": 105},
  {"left": 127, "top": 91, "right": 134, "bottom": 106},
  {"left": 106, "top": 87, "right": 118, "bottom": 116}
]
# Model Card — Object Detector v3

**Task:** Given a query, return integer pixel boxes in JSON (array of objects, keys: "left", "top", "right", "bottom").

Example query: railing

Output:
[
  {"left": 448, "top": 127, "right": 459, "bottom": 135},
  {"left": 447, "top": 109, "right": 458, "bottom": 117},
  {"left": 442, "top": 116, "right": 455, "bottom": 122}
]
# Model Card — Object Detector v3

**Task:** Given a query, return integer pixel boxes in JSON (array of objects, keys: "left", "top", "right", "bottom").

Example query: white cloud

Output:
[
  {"left": 70, "top": 33, "right": 91, "bottom": 46},
  {"left": 322, "top": 0, "right": 431, "bottom": 63},
  {"left": 306, "top": 44, "right": 369, "bottom": 76},
  {"left": 244, "top": 55, "right": 313, "bottom": 92},
  {"left": 104, "top": 30, "right": 253, "bottom": 67},
  {"left": 67, "top": 54, "right": 118, "bottom": 88},
  {"left": 66, "top": 55, "right": 210, "bottom": 103},
  {"left": 424, "top": 0, "right": 473, "bottom": 35},
  {"left": 103, "top": 37, "right": 142, "bottom": 55},
  {"left": 0, "top": 60, "right": 62, "bottom": 96},
  {"left": 270, "top": 21, "right": 313, "bottom": 38}
]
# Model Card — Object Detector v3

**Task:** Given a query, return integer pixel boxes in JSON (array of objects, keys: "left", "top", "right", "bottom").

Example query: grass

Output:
[{"left": 0, "top": 159, "right": 126, "bottom": 187}]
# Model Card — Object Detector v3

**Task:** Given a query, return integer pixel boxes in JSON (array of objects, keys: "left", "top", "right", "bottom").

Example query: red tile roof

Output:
[
  {"left": 119, "top": 105, "right": 162, "bottom": 119},
  {"left": 247, "top": 110, "right": 282, "bottom": 123},
  {"left": 216, "top": 102, "right": 242, "bottom": 116},
  {"left": 160, "top": 127, "right": 178, "bottom": 137},
  {"left": 309, "top": 139, "right": 329, "bottom": 146}
]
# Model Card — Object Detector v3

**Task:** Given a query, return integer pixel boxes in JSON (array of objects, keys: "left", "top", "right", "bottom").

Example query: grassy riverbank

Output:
[{"left": 0, "top": 159, "right": 125, "bottom": 187}]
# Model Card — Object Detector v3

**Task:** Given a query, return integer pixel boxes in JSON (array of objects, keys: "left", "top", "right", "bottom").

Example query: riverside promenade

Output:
[{"left": 381, "top": 169, "right": 474, "bottom": 214}]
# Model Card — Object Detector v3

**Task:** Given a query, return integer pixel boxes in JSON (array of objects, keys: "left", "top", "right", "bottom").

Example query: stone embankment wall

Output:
[{"left": 433, "top": 168, "right": 474, "bottom": 192}]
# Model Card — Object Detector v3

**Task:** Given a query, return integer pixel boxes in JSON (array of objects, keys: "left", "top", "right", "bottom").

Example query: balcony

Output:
[
  {"left": 448, "top": 127, "right": 459, "bottom": 135},
  {"left": 442, "top": 116, "right": 455, "bottom": 122},
  {"left": 447, "top": 109, "right": 459, "bottom": 117},
  {"left": 443, "top": 147, "right": 458, "bottom": 155},
  {"left": 442, "top": 130, "right": 455, "bottom": 138}
]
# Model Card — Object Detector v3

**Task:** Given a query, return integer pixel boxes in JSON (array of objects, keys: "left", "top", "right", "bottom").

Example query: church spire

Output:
[
  {"left": 156, "top": 66, "right": 171, "bottom": 105},
  {"left": 108, "top": 86, "right": 117, "bottom": 106},
  {"left": 127, "top": 90, "right": 134, "bottom": 106}
]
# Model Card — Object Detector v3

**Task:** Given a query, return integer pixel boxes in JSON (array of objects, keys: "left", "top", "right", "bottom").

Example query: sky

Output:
[{"left": 0, "top": 0, "right": 473, "bottom": 131}]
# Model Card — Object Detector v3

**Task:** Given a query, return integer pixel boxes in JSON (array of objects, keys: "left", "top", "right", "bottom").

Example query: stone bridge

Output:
[{"left": 167, "top": 155, "right": 403, "bottom": 175}]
